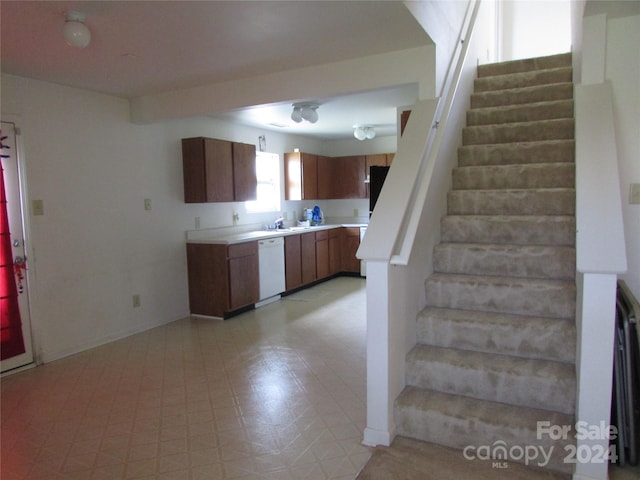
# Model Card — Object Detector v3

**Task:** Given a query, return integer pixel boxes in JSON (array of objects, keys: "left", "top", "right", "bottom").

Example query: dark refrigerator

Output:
[{"left": 369, "top": 166, "right": 390, "bottom": 215}]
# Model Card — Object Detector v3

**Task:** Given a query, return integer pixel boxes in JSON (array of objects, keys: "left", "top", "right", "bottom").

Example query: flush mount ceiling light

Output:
[
  {"left": 291, "top": 103, "right": 319, "bottom": 124},
  {"left": 62, "top": 11, "right": 91, "bottom": 48},
  {"left": 354, "top": 125, "right": 376, "bottom": 141}
]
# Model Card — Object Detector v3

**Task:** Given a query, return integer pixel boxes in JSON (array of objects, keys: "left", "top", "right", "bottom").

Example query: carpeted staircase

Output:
[{"left": 393, "top": 52, "right": 577, "bottom": 475}]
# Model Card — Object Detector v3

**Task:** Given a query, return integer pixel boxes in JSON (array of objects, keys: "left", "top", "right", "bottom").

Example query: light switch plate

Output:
[
  {"left": 630, "top": 184, "right": 640, "bottom": 205},
  {"left": 144, "top": 198, "right": 152, "bottom": 211},
  {"left": 32, "top": 199, "right": 44, "bottom": 216}
]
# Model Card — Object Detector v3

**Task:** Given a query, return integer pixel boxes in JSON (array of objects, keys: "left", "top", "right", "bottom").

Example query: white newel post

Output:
[
  {"left": 573, "top": 273, "right": 618, "bottom": 480},
  {"left": 362, "top": 260, "right": 395, "bottom": 446}
]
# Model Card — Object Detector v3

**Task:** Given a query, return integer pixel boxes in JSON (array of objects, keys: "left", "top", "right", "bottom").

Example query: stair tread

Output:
[
  {"left": 428, "top": 271, "right": 575, "bottom": 288},
  {"left": 458, "top": 140, "right": 575, "bottom": 167},
  {"left": 396, "top": 386, "right": 574, "bottom": 430},
  {"left": 426, "top": 272, "right": 576, "bottom": 319},
  {"left": 471, "top": 83, "right": 573, "bottom": 109},
  {"left": 395, "top": 387, "right": 574, "bottom": 474},
  {"left": 467, "top": 99, "right": 574, "bottom": 126},
  {"left": 474, "top": 66, "right": 573, "bottom": 92},
  {"left": 452, "top": 163, "right": 575, "bottom": 189},
  {"left": 477, "top": 52, "right": 572, "bottom": 77},
  {"left": 433, "top": 242, "right": 576, "bottom": 280},
  {"left": 417, "top": 307, "right": 576, "bottom": 363},
  {"left": 462, "top": 118, "right": 574, "bottom": 146},
  {"left": 409, "top": 344, "right": 575, "bottom": 373},
  {"left": 406, "top": 344, "right": 576, "bottom": 414}
]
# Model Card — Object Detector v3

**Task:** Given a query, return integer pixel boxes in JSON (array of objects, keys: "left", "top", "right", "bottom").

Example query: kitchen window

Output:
[{"left": 245, "top": 151, "right": 280, "bottom": 213}]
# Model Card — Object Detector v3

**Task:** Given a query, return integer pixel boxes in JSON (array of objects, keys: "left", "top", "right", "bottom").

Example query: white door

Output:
[{"left": 1, "top": 121, "right": 34, "bottom": 373}]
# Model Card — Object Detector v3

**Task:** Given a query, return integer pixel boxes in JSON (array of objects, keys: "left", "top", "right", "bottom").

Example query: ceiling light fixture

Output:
[
  {"left": 354, "top": 125, "right": 376, "bottom": 141},
  {"left": 62, "top": 11, "right": 91, "bottom": 48},
  {"left": 291, "top": 103, "right": 319, "bottom": 124}
]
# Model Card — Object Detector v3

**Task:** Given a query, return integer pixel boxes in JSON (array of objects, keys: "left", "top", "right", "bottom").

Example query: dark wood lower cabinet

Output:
[
  {"left": 315, "top": 230, "right": 329, "bottom": 279},
  {"left": 186, "top": 241, "right": 258, "bottom": 317},
  {"left": 342, "top": 227, "right": 361, "bottom": 273},
  {"left": 329, "top": 228, "right": 342, "bottom": 275},
  {"left": 187, "top": 228, "right": 361, "bottom": 319},
  {"left": 301, "top": 232, "right": 317, "bottom": 285},
  {"left": 285, "top": 234, "right": 302, "bottom": 291}
]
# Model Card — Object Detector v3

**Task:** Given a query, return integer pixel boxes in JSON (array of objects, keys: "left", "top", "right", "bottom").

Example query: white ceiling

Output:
[{"left": 0, "top": 1, "right": 432, "bottom": 140}]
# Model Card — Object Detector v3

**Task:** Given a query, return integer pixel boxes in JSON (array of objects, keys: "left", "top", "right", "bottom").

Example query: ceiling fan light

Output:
[
  {"left": 301, "top": 106, "right": 318, "bottom": 123},
  {"left": 63, "top": 11, "right": 91, "bottom": 48},
  {"left": 291, "top": 107, "right": 303, "bottom": 123},
  {"left": 354, "top": 126, "right": 366, "bottom": 141},
  {"left": 365, "top": 127, "right": 376, "bottom": 139}
]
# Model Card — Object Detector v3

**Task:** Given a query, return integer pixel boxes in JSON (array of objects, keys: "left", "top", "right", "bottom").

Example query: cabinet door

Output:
[
  {"left": 227, "top": 242, "right": 259, "bottom": 311},
  {"left": 342, "top": 227, "right": 361, "bottom": 273},
  {"left": 339, "top": 155, "right": 366, "bottom": 198},
  {"left": 301, "top": 232, "right": 316, "bottom": 284},
  {"left": 285, "top": 234, "right": 302, "bottom": 291},
  {"left": 284, "top": 152, "right": 318, "bottom": 200},
  {"left": 186, "top": 243, "right": 228, "bottom": 316},
  {"left": 328, "top": 228, "right": 342, "bottom": 275},
  {"left": 182, "top": 137, "right": 234, "bottom": 203},
  {"left": 301, "top": 153, "right": 318, "bottom": 200},
  {"left": 315, "top": 230, "right": 329, "bottom": 279},
  {"left": 232, "top": 142, "right": 257, "bottom": 201},
  {"left": 317, "top": 155, "right": 337, "bottom": 199}
]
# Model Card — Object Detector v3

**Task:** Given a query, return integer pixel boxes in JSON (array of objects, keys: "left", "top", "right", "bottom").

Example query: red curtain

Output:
[{"left": 0, "top": 159, "right": 26, "bottom": 360}]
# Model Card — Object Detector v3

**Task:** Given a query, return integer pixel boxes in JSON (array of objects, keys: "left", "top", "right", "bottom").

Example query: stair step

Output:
[
  {"left": 447, "top": 188, "right": 575, "bottom": 216},
  {"left": 477, "top": 52, "right": 572, "bottom": 78},
  {"left": 474, "top": 66, "right": 573, "bottom": 93},
  {"left": 394, "top": 386, "right": 574, "bottom": 474},
  {"left": 406, "top": 345, "right": 575, "bottom": 414},
  {"left": 463, "top": 119, "right": 574, "bottom": 145},
  {"left": 417, "top": 307, "right": 576, "bottom": 363},
  {"left": 467, "top": 99, "right": 574, "bottom": 126},
  {"left": 441, "top": 215, "right": 575, "bottom": 246},
  {"left": 452, "top": 163, "right": 574, "bottom": 190},
  {"left": 425, "top": 273, "right": 576, "bottom": 319},
  {"left": 433, "top": 243, "right": 575, "bottom": 279},
  {"left": 471, "top": 83, "right": 573, "bottom": 109},
  {"left": 458, "top": 140, "right": 575, "bottom": 167}
]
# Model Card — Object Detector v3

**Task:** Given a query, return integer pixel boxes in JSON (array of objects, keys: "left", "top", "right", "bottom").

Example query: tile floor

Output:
[{"left": 1, "top": 277, "right": 371, "bottom": 480}]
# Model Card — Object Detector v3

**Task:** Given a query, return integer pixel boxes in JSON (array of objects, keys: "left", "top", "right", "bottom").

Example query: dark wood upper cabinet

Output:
[
  {"left": 182, "top": 137, "right": 256, "bottom": 203},
  {"left": 338, "top": 155, "right": 366, "bottom": 199},
  {"left": 317, "top": 155, "right": 338, "bottom": 199},
  {"left": 183, "top": 137, "right": 234, "bottom": 203},
  {"left": 232, "top": 142, "right": 257, "bottom": 202},
  {"left": 286, "top": 151, "right": 390, "bottom": 200},
  {"left": 285, "top": 152, "right": 318, "bottom": 200}
]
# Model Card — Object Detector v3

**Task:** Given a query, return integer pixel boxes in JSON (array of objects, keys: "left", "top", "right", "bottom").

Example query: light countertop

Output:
[{"left": 187, "top": 224, "right": 367, "bottom": 245}]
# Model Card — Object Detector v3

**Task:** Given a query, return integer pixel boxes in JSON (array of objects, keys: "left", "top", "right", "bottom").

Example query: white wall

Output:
[
  {"left": 501, "top": 0, "right": 572, "bottom": 61},
  {"left": 0, "top": 74, "right": 368, "bottom": 363},
  {"left": 605, "top": 13, "right": 640, "bottom": 296}
]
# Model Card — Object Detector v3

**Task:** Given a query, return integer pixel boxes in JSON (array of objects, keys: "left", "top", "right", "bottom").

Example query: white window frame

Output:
[{"left": 245, "top": 151, "right": 281, "bottom": 213}]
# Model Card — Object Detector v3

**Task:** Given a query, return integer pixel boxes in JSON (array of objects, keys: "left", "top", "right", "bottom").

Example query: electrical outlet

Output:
[
  {"left": 232, "top": 212, "right": 239, "bottom": 225},
  {"left": 195, "top": 217, "right": 200, "bottom": 229},
  {"left": 630, "top": 183, "right": 640, "bottom": 205},
  {"left": 132, "top": 294, "right": 141, "bottom": 308},
  {"left": 144, "top": 198, "right": 152, "bottom": 211}
]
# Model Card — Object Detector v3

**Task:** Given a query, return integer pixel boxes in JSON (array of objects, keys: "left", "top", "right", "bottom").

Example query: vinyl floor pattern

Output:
[{"left": 1, "top": 277, "right": 370, "bottom": 480}]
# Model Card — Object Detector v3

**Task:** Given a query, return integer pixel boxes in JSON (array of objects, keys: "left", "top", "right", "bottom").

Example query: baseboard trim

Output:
[{"left": 363, "top": 427, "right": 396, "bottom": 447}]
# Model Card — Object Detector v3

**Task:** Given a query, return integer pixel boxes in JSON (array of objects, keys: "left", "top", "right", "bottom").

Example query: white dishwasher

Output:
[{"left": 257, "top": 237, "right": 286, "bottom": 303}]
